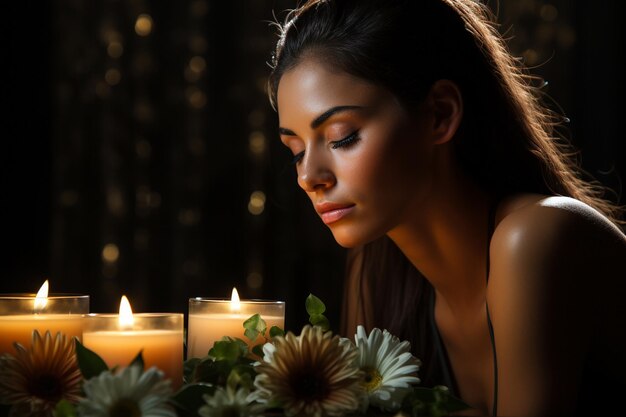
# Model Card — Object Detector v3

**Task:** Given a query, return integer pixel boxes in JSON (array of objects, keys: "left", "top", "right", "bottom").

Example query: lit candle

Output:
[
  {"left": 82, "top": 296, "right": 184, "bottom": 388},
  {"left": 187, "top": 288, "right": 285, "bottom": 358},
  {"left": 0, "top": 280, "right": 89, "bottom": 355}
]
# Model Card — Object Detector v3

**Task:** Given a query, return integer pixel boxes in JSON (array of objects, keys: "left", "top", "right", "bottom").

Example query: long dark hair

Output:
[{"left": 268, "top": 0, "right": 623, "bottom": 386}]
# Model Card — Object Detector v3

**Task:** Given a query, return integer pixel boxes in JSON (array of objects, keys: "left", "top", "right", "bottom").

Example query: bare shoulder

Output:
[
  {"left": 492, "top": 194, "right": 625, "bottom": 266},
  {"left": 488, "top": 193, "right": 626, "bottom": 312},
  {"left": 487, "top": 196, "right": 626, "bottom": 414}
]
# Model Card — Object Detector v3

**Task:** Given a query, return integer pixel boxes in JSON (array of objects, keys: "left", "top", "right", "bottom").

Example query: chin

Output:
[{"left": 329, "top": 225, "right": 382, "bottom": 248}]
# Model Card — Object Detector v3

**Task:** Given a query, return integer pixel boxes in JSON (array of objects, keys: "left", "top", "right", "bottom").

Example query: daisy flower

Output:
[
  {"left": 77, "top": 365, "right": 176, "bottom": 417},
  {"left": 198, "top": 386, "right": 262, "bottom": 417},
  {"left": 354, "top": 325, "right": 421, "bottom": 411},
  {"left": 253, "top": 325, "right": 362, "bottom": 417},
  {"left": 0, "top": 330, "right": 82, "bottom": 417}
]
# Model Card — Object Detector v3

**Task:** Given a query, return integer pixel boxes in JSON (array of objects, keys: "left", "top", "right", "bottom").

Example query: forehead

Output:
[{"left": 276, "top": 59, "right": 392, "bottom": 125}]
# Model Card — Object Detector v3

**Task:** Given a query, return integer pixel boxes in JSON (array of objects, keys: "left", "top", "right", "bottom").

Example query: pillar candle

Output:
[
  {"left": 187, "top": 288, "right": 285, "bottom": 358},
  {"left": 0, "top": 282, "right": 89, "bottom": 355},
  {"left": 82, "top": 297, "right": 184, "bottom": 389}
]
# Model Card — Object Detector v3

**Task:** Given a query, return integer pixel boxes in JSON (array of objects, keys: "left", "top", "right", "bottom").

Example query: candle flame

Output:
[
  {"left": 231, "top": 287, "right": 241, "bottom": 312},
  {"left": 34, "top": 280, "right": 49, "bottom": 313},
  {"left": 119, "top": 295, "right": 134, "bottom": 329}
]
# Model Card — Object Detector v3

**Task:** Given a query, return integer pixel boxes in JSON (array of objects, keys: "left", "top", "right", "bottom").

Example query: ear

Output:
[{"left": 425, "top": 80, "right": 463, "bottom": 145}]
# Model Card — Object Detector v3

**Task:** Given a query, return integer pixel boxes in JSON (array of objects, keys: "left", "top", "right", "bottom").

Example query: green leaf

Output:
[
  {"left": 244, "top": 327, "right": 259, "bottom": 341},
  {"left": 251, "top": 344, "right": 265, "bottom": 358},
  {"left": 402, "top": 386, "right": 470, "bottom": 417},
  {"left": 183, "top": 357, "right": 202, "bottom": 384},
  {"left": 269, "top": 326, "right": 285, "bottom": 338},
  {"left": 75, "top": 339, "right": 108, "bottom": 379},
  {"left": 305, "top": 294, "right": 326, "bottom": 316},
  {"left": 192, "top": 358, "right": 232, "bottom": 385},
  {"left": 170, "top": 383, "right": 215, "bottom": 413},
  {"left": 226, "top": 365, "right": 256, "bottom": 391},
  {"left": 54, "top": 400, "right": 77, "bottom": 417},
  {"left": 243, "top": 314, "right": 267, "bottom": 341},
  {"left": 209, "top": 339, "right": 243, "bottom": 363},
  {"left": 309, "top": 314, "right": 330, "bottom": 332},
  {"left": 129, "top": 350, "right": 144, "bottom": 370}
]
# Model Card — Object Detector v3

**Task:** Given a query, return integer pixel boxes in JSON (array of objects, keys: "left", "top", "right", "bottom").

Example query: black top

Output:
[
  {"left": 428, "top": 198, "right": 625, "bottom": 416},
  {"left": 429, "top": 197, "right": 499, "bottom": 416}
]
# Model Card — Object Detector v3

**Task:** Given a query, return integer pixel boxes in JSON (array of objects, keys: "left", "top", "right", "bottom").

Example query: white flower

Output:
[
  {"left": 77, "top": 365, "right": 176, "bottom": 417},
  {"left": 354, "top": 325, "right": 421, "bottom": 412},
  {"left": 198, "top": 386, "right": 262, "bottom": 417}
]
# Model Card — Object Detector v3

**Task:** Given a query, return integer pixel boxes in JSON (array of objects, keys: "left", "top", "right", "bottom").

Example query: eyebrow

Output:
[{"left": 278, "top": 105, "right": 364, "bottom": 136}]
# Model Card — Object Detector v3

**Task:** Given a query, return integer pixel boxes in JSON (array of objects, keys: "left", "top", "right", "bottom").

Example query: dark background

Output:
[{"left": 2, "top": 0, "right": 624, "bottom": 332}]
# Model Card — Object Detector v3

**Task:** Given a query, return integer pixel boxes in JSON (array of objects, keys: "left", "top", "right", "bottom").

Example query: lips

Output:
[{"left": 315, "top": 201, "right": 356, "bottom": 225}]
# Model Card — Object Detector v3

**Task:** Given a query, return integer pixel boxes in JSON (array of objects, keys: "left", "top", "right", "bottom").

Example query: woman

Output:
[{"left": 268, "top": 0, "right": 626, "bottom": 415}]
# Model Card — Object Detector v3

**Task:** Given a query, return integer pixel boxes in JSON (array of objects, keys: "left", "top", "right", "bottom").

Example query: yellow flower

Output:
[
  {"left": 253, "top": 325, "right": 363, "bottom": 417},
  {"left": 0, "top": 330, "right": 82, "bottom": 417}
]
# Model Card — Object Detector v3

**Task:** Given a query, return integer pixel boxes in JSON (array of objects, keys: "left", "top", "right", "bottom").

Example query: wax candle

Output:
[
  {"left": 82, "top": 296, "right": 184, "bottom": 389},
  {"left": 187, "top": 288, "right": 285, "bottom": 358},
  {"left": 0, "top": 281, "right": 89, "bottom": 355}
]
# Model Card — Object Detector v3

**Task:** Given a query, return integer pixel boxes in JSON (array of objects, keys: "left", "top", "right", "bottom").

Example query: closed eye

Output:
[
  {"left": 292, "top": 151, "right": 305, "bottom": 165},
  {"left": 290, "top": 131, "right": 360, "bottom": 165},
  {"left": 331, "top": 131, "right": 360, "bottom": 149}
]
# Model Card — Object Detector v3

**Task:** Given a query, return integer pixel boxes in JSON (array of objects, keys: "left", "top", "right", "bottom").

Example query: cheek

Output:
[{"left": 351, "top": 126, "right": 432, "bottom": 206}]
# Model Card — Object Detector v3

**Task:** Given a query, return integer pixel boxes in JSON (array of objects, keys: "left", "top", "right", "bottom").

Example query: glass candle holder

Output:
[
  {"left": 0, "top": 293, "right": 89, "bottom": 355},
  {"left": 187, "top": 297, "right": 285, "bottom": 359},
  {"left": 82, "top": 313, "right": 184, "bottom": 389}
]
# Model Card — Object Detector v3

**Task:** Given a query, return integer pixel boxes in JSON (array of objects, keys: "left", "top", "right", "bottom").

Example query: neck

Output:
[{"left": 387, "top": 148, "right": 493, "bottom": 314}]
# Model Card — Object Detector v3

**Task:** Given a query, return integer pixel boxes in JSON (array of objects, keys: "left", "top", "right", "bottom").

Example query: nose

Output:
[{"left": 297, "top": 148, "right": 336, "bottom": 192}]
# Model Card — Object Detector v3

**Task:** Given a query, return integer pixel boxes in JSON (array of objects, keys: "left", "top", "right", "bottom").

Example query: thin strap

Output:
[
  {"left": 429, "top": 290, "right": 456, "bottom": 393},
  {"left": 485, "top": 199, "right": 499, "bottom": 416}
]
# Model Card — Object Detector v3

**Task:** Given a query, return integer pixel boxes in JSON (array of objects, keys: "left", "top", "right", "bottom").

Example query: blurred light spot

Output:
[
  {"left": 59, "top": 190, "right": 79, "bottom": 207},
  {"left": 247, "top": 272, "right": 263, "bottom": 289},
  {"left": 95, "top": 81, "right": 111, "bottom": 98},
  {"left": 522, "top": 49, "right": 539, "bottom": 66},
  {"left": 184, "top": 67, "right": 201, "bottom": 83},
  {"left": 107, "top": 41, "right": 124, "bottom": 59},
  {"left": 102, "top": 244, "right": 120, "bottom": 263},
  {"left": 189, "top": 56, "right": 206, "bottom": 73},
  {"left": 557, "top": 26, "right": 576, "bottom": 49},
  {"left": 107, "top": 188, "right": 125, "bottom": 215},
  {"left": 134, "top": 101, "right": 153, "bottom": 122},
  {"left": 518, "top": 0, "right": 535, "bottom": 13},
  {"left": 179, "top": 208, "right": 201, "bottom": 225},
  {"left": 101, "top": 28, "right": 122, "bottom": 45},
  {"left": 189, "top": 137, "right": 205, "bottom": 155},
  {"left": 135, "top": 14, "right": 153, "bottom": 37},
  {"left": 105, "top": 68, "right": 121, "bottom": 86},
  {"left": 136, "top": 187, "right": 161, "bottom": 211},
  {"left": 136, "top": 139, "right": 152, "bottom": 159},
  {"left": 190, "top": 0, "right": 209, "bottom": 17},
  {"left": 248, "top": 110, "right": 265, "bottom": 127},
  {"left": 248, "top": 191, "right": 266, "bottom": 215},
  {"left": 187, "top": 87, "right": 207, "bottom": 109},
  {"left": 535, "top": 23, "right": 555, "bottom": 44},
  {"left": 189, "top": 35, "right": 207, "bottom": 54},
  {"left": 540, "top": 4, "right": 558, "bottom": 22},
  {"left": 249, "top": 131, "right": 266, "bottom": 155}
]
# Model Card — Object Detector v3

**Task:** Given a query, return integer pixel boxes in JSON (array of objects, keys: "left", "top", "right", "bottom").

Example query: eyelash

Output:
[{"left": 291, "top": 131, "right": 361, "bottom": 165}]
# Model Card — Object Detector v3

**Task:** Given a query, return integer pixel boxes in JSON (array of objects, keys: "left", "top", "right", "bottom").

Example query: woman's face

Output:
[{"left": 276, "top": 58, "right": 437, "bottom": 247}]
